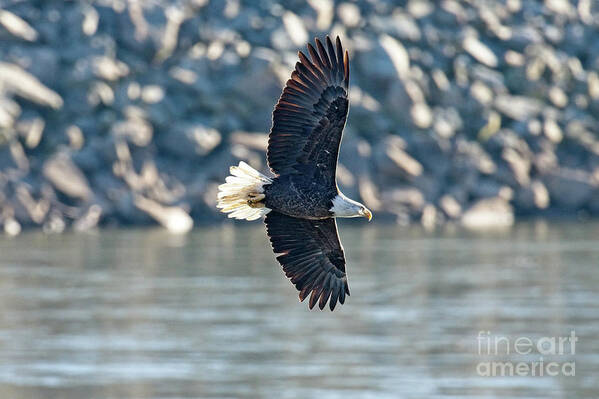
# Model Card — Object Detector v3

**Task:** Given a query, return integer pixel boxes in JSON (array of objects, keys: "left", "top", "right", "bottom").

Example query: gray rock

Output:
[
  {"left": 439, "top": 194, "right": 462, "bottom": 219},
  {"left": 0, "top": 96, "right": 21, "bottom": 129},
  {"left": 461, "top": 197, "right": 514, "bottom": 229},
  {"left": 543, "top": 168, "right": 596, "bottom": 208},
  {"left": 494, "top": 95, "right": 543, "bottom": 121},
  {"left": 337, "top": 3, "right": 362, "bottom": 28},
  {"left": 43, "top": 153, "right": 92, "bottom": 201},
  {"left": 159, "top": 123, "right": 221, "bottom": 158},
  {"left": 376, "top": 136, "right": 423, "bottom": 178},
  {"left": 515, "top": 180, "right": 550, "bottom": 211},
  {"left": 111, "top": 114, "right": 153, "bottom": 147},
  {"left": 3, "top": 217, "right": 22, "bottom": 236},
  {"left": 382, "top": 186, "right": 425, "bottom": 211},
  {"left": 92, "top": 56, "right": 130, "bottom": 81},
  {"left": 463, "top": 35, "right": 498, "bottom": 67},
  {"left": 0, "top": 9, "right": 38, "bottom": 42},
  {"left": 378, "top": 34, "right": 410, "bottom": 80},
  {"left": 229, "top": 131, "right": 268, "bottom": 151},
  {"left": 1, "top": 0, "right": 599, "bottom": 231},
  {"left": 502, "top": 148, "right": 531, "bottom": 186},
  {"left": 134, "top": 195, "right": 193, "bottom": 234},
  {"left": 357, "top": 39, "right": 404, "bottom": 84},
  {"left": 0, "top": 62, "right": 63, "bottom": 109}
]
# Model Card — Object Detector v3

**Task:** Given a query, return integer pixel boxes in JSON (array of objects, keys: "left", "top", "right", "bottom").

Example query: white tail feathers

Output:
[{"left": 217, "top": 161, "right": 272, "bottom": 221}]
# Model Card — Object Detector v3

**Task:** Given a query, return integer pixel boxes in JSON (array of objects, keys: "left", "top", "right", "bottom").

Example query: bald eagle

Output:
[{"left": 217, "top": 37, "right": 372, "bottom": 311}]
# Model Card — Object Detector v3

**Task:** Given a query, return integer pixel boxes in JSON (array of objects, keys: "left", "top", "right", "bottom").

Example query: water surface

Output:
[{"left": 0, "top": 222, "right": 598, "bottom": 398}]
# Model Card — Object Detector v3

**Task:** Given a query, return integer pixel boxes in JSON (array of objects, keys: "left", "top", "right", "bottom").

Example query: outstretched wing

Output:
[
  {"left": 264, "top": 211, "right": 350, "bottom": 310},
  {"left": 268, "top": 36, "right": 350, "bottom": 183}
]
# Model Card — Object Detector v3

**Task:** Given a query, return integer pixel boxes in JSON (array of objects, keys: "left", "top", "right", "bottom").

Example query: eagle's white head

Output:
[{"left": 330, "top": 192, "right": 372, "bottom": 221}]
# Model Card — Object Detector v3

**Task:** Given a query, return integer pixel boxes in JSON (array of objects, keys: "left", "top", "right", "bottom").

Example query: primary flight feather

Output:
[{"left": 217, "top": 36, "right": 372, "bottom": 311}]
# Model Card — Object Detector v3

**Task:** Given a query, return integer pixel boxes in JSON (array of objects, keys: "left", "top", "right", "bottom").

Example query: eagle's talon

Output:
[{"left": 247, "top": 193, "right": 265, "bottom": 207}]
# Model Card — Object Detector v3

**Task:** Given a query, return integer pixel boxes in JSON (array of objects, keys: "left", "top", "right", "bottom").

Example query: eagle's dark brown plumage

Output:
[
  {"left": 264, "top": 211, "right": 349, "bottom": 310},
  {"left": 267, "top": 36, "right": 349, "bottom": 180},
  {"left": 217, "top": 36, "right": 371, "bottom": 311}
]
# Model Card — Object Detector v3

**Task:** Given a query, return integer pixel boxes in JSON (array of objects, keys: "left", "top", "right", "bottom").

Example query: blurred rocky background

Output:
[{"left": 0, "top": 0, "right": 598, "bottom": 234}]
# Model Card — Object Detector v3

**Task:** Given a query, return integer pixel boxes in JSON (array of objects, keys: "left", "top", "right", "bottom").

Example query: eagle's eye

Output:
[{"left": 360, "top": 206, "right": 373, "bottom": 221}]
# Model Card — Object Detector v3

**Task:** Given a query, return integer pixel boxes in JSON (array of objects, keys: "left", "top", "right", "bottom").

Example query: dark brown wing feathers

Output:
[
  {"left": 267, "top": 36, "right": 350, "bottom": 178},
  {"left": 265, "top": 211, "right": 349, "bottom": 311}
]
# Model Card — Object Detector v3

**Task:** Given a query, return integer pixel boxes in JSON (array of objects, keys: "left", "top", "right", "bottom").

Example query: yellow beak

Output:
[{"left": 362, "top": 208, "right": 372, "bottom": 221}]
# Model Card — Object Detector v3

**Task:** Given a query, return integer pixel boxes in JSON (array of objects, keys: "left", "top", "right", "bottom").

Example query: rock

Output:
[
  {"left": 0, "top": 0, "right": 598, "bottom": 231},
  {"left": 470, "top": 178, "right": 512, "bottom": 200},
  {"left": 336, "top": 163, "right": 355, "bottom": 189},
  {"left": 282, "top": 11, "right": 308, "bottom": 47},
  {"left": 160, "top": 123, "right": 221, "bottom": 158},
  {"left": 589, "top": 190, "right": 599, "bottom": 215},
  {"left": 504, "top": 50, "right": 525, "bottom": 66},
  {"left": 439, "top": 194, "right": 462, "bottom": 219},
  {"left": 515, "top": 180, "right": 550, "bottom": 211},
  {"left": 4, "top": 141, "right": 29, "bottom": 173},
  {"left": 43, "top": 154, "right": 92, "bottom": 201},
  {"left": 111, "top": 110, "right": 153, "bottom": 147},
  {"left": 384, "top": 80, "right": 412, "bottom": 120},
  {"left": 134, "top": 195, "right": 193, "bottom": 234},
  {"left": 390, "top": 12, "right": 421, "bottom": 42},
  {"left": 588, "top": 72, "right": 599, "bottom": 100},
  {"left": 16, "top": 116, "right": 44, "bottom": 149},
  {"left": 43, "top": 211, "right": 66, "bottom": 234},
  {"left": 141, "top": 85, "right": 165, "bottom": 104},
  {"left": 92, "top": 56, "right": 129, "bottom": 81},
  {"left": 379, "top": 34, "right": 410, "bottom": 80},
  {"left": 545, "top": 0, "right": 575, "bottom": 16},
  {"left": 234, "top": 50, "right": 281, "bottom": 115},
  {"left": 73, "top": 204, "right": 102, "bottom": 231},
  {"left": 380, "top": 137, "right": 423, "bottom": 178},
  {"left": 407, "top": 0, "right": 433, "bottom": 18},
  {"left": 421, "top": 203, "right": 437, "bottom": 229},
  {"left": 0, "top": 96, "right": 21, "bottom": 129},
  {"left": 411, "top": 102, "right": 433, "bottom": 129},
  {"left": 229, "top": 131, "right": 268, "bottom": 151},
  {"left": 81, "top": 4, "right": 99, "bottom": 36},
  {"left": 66, "top": 125, "right": 85, "bottom": 150},
  {"left": 15, "top": 184, "right": 49, "bottom": 224},
  {"left": 543, "top": 118, "right": 563, "bottom": 143},
  {"left": 463, "top": 35, "right": 498, "bottom": 67},
  {"left": 358, "top": 176, "right": 382, "bottom": 212},
  {"left": 432, "top": 69, "right": 450, "bottom": 91},
  {"left": 494, "top": 95, "right": 543, "bottom": 121},
  {"left": 461, "top": 197, "right": 514, "bottom": 229},
  {"left": 383, "top": 187, "right": 424, "bottom": 211},
  {"left": 0, "top": 10, "right": 38, "bottom": 41},
  {"left": 338, "top": 3, "right": 361, "bottom": 28},
  {"left": 3, "top": 217, "right": 22, "bottom": 236},
  {"left": 548, "top": 86, "right": 568, "bottom": 108},
  {"left": 470, "top": 81, "right": 494, "bottom": 105},
  {"left": 0, "top": 62, "right": 63, "bottom": 109},
  {"left": 543, "top": 168, "right": 596, "bottom": 208},
  {"left": 433, "top": 106, "right": 462, "bottom": 138},
  {"left": 307, "top": 0, "right": 334, "bottom": 31},
  {"left": 502, "top": 148, "right": 530, "bottom": 186}
]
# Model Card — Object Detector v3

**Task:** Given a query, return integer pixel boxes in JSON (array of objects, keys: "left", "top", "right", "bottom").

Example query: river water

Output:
[{"left": 0, "top": 221, "right": 598, "bottom": 398}]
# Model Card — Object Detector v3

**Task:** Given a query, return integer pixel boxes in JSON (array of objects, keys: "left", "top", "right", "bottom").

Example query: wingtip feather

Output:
[{"left": 344, "top": 50, "right": 350, "bottom": 88}]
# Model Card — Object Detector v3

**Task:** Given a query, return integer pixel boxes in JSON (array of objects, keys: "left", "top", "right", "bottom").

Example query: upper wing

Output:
[
  {"left": 268, "top": 36, "right": 350, "bottom": 183},
  {"left": 264, "top": 211, "right": 350, "bottom": 311}
]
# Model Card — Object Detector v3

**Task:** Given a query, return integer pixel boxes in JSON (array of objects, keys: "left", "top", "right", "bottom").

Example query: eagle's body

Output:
[
  {"left": 264, "top": 174, "right": 337, "bottom": 219},
  {"left": 217, "top": 37, "right": 371, "bottom": 310}
]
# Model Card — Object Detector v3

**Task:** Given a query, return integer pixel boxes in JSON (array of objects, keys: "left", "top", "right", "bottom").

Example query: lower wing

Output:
[{"left": 264, "top": 211, "right": 350, "bottom": 310}]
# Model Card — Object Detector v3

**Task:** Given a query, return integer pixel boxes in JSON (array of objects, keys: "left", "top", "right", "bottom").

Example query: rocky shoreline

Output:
[{"left": 1, "top": 0, "right": 598, "bottom": 234}]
